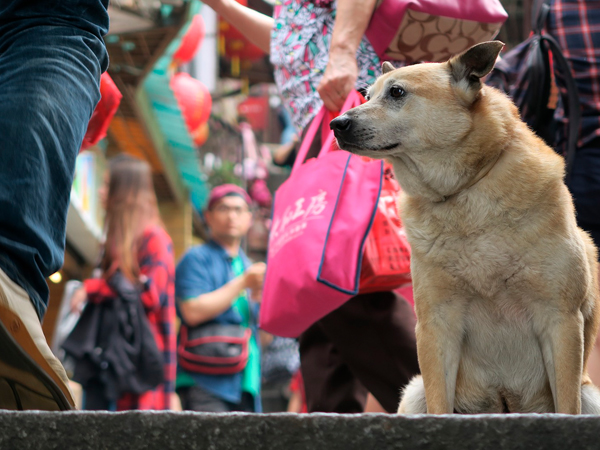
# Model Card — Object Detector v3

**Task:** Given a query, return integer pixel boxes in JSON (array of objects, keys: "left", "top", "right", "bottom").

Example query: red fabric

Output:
[
  {"left": 289, "top": 371, "right": 307, "bottom": 413},
  {"left": 84, "top": 226, "right": 176, "bottom": 410}
]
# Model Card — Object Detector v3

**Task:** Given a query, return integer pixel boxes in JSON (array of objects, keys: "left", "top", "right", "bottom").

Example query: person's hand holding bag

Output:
[{"left": 317, "top": 0, "right": 378, "bottom": 111}]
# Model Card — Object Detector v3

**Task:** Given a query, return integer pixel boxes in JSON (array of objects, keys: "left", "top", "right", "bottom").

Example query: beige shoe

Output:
[{"left": 0, "top": 268, "right": 75, "bottom": 410}]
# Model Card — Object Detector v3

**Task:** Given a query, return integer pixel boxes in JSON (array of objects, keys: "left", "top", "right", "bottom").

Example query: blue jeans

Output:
[{"left": 0, "top": 1, "right": 109, "bottom": 319}]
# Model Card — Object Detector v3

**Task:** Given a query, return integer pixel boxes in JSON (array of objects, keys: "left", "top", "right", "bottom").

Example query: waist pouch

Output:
[{"left": 178, "top": 323, "right": 251, "bottom": 375}]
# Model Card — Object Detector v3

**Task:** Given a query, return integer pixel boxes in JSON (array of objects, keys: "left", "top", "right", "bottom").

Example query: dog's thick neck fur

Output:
[
  {"left": 390, "top": 84, "right": 565, "bottom": 217},
  {"left": 387, "top": 85, "right": 516, "bottom": 204}
]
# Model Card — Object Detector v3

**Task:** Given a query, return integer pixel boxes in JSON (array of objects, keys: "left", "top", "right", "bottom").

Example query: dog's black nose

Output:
[{"left": 330, "top": 115, "right": 352, "bottom": 134}]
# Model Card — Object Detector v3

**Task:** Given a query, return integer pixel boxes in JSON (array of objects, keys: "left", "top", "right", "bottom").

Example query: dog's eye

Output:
[{"left": 390, "top": 86, "right": 406, "bottom": 98}]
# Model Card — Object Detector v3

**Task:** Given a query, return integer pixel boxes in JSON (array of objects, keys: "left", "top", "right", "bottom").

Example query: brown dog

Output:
[{"left": 330, "top": 41, "right": 600, "bottom": 414}]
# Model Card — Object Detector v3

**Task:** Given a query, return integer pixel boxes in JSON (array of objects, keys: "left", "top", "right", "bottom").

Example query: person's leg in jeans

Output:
[{"left": 0, "top": 1, "right": 108, "bottom": 410}]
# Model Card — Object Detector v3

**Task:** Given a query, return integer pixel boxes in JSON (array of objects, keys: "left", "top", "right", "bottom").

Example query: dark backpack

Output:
[
  {"left": 62, "top": 271, "right": 165, "bottom": 402},
  {"left": 486, "top": 0, "right": 581, "bottom": 184}
]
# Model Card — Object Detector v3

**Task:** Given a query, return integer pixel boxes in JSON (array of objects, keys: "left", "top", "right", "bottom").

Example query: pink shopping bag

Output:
[
  {"left": 366, "top": 0, "right": 508, "bottom": 63},
  {"left": 260, "top": 92, "right": 383, "bottom": 338}
]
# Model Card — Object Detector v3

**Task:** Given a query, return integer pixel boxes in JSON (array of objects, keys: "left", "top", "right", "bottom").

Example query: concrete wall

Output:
[{"left": 1, "top": 412, "right": 598, "bottom": 450}]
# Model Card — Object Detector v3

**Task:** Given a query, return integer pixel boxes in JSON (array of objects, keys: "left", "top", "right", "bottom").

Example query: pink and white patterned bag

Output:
[{"left": 366, "top": 0, "right": 508, "bottom": 63}]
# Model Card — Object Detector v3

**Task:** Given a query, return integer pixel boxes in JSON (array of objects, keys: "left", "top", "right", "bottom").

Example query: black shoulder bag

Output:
[{"left": 486, "top": 0, "right": 581, "bottom": 184}]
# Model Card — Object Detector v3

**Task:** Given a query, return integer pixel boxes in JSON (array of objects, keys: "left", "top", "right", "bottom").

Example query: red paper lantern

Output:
[
  {"left": 81, "top": 73, "right": 122, "bottom": 151},
  {"left": 170, "top": 73, "right": 212, "bottom": 132},
  {"left": 173, "top": 14, "right": 206, "bottom": 64},
  {"left": 191, "top": 122, "right": 210, "bottom": 147}
]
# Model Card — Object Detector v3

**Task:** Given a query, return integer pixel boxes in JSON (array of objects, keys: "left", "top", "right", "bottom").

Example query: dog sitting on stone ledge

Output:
[{"left": 331, "top": 41, "right": 600, "bottom": 414}]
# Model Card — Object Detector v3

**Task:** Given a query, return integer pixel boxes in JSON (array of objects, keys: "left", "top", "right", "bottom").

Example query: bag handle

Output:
[
  {"left": 541, "top": 34, "right": 581, "bottom": 184},
  {"left": 531, "top": 0, "right": 580, "bottom": 183},
  {"left": 531, "top": 0, "right": 550, "bottom": 34},
  {"left": 292, "top": 108, "right": 326, "bottom": 173},
  {"left": 292, "top": 90, "right": 365, "bottom": 173}
]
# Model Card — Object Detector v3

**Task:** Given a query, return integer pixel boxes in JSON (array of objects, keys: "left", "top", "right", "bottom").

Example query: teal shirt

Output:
[{"left": 231, "top": 256, "right": 261, "bottom": 399}]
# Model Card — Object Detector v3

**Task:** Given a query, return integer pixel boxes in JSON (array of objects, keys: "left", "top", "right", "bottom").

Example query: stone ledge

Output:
[{"left": 0, "top": 412, "right": 598, "bottom": 450}]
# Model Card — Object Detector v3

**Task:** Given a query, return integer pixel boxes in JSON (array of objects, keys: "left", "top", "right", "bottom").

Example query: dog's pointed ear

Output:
[
  {"left": 448, "top": 41, "right": 504, "bottom": 103},
  {"left": 382, "top": 61, "right": 395, "bottom": 74}
]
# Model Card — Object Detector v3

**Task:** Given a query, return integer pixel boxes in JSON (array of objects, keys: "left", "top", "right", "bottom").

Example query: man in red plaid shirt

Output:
[{"left": 547, "top": 0, "right": 600, "bottom": 248}]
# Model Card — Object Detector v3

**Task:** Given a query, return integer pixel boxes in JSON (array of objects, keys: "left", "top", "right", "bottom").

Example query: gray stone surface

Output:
[{"left": 0, "top": 412, "right": 599, "bottom": 450}]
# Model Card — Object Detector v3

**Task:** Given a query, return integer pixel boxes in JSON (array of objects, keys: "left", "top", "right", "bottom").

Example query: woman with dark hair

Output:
[{"left": 71, "top": 154, "right": 177, "bottom": 410}]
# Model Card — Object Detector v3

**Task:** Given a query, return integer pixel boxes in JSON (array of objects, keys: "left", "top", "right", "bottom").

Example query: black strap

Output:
[
  {"left": 532, "top": 0, "right": 551, "bottom": 33},
  {"left": 532, "top": 0, "right": 580, "bottom": 183},
  {"left": 541, "top": 33, "right": 581, "bottom": 184}
]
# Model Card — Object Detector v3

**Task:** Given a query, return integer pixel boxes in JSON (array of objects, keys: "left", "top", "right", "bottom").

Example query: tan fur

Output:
[{"left": 333, "top": 42, "right": 600, "bottom": 414}]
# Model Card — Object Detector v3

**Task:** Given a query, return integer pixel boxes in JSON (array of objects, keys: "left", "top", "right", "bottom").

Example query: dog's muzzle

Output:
[
  {"left": 330, "top": 114, "right": 358, "bottom": 150},
  {"left": 330, "top": 114, "right": 353, "bottom": 140}
]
